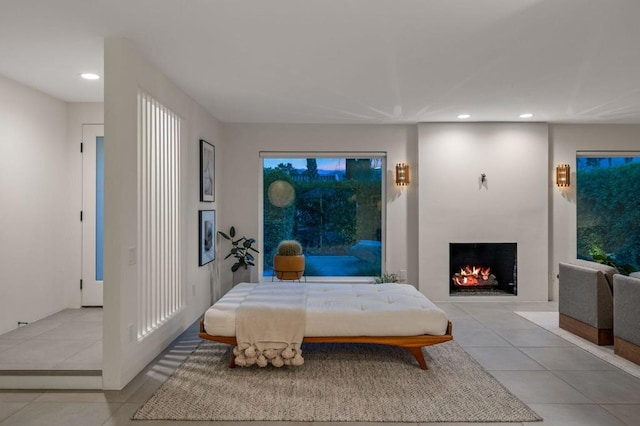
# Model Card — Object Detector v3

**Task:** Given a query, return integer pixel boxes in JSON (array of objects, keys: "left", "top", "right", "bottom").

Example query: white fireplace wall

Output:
[{"left": 418, "top": 123, "right": 549, "bottom": 301}]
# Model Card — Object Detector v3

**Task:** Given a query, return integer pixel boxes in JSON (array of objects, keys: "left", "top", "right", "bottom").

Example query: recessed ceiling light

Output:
[
  {"left": 457, "top": 114, "right": 471, "bottom": 119},
  {"left": 519, "top": 113, "right": 534, "bottom": 118},
  {"left": 80, "top": 73, "right": 100, "bottom": 80}
]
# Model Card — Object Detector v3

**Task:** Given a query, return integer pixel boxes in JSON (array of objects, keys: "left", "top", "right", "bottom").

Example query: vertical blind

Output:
[{"left": 137, "top": 91, "right": 182, "bottom": 339}]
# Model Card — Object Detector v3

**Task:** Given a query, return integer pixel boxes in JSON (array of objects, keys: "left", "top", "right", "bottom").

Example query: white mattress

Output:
[{"left": 203, "top": 282, "right": 449, "bottom": 337}]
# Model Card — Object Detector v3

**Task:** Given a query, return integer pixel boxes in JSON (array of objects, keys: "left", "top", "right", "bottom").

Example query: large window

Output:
[
  {"left": 577, "top": 154, "right": 640, "bottom": 274},
  {"left": 262, "top": 155, "right": 384, "bottom": 279}
]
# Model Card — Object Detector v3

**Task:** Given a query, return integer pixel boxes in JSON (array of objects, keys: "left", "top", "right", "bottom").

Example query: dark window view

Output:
[
  {"left": 577, "top": 156, "right": 640, "bottom": 275},
  {"left": 263, "top": 157, "right": 383, "bottom": 278}
]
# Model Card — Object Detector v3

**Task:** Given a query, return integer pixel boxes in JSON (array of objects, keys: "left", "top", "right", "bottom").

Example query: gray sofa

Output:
[
  {"left": 613, "top": 273, "right": 640, "bottom": 364},
  {"left": 558, "top": 260, "right": 618, "bottom": 345}
]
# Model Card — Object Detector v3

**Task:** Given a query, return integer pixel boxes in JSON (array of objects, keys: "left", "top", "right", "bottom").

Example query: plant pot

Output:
[{"left": 273, "top": 255, "right": 305, "bottom": 280}]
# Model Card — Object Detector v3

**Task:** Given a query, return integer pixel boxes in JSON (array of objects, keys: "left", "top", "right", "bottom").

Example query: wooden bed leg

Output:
[
  {"left": 407, "top": 347, "right": 428, "bottom": 370},
  {"left": 229, "top": 357, "right": 236, "bottom": 368}
]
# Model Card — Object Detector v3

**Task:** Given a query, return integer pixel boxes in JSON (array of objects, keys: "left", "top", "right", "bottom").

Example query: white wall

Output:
[
  {"left": 0, "top": 75, "right": 70, "bottom": 334},
  {"left": 549, "top": 124, "right": 640, "bottom": 300},
  {"left": 65, "top": 103, "right": 104, "bottom": 308},
  {"left": 219, "top": 123, "right": 419, "bottom": 294},
  {"left": 103, "top": 38, "right": 222, "bottom": 389},
  {"left": 418, "top": 123, "right": 549, "bottom": 301}
]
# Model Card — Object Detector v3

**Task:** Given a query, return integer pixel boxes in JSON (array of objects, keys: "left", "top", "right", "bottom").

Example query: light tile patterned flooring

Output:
[
  {"left": 0, "top": 308, "right": 102, "bottom": 371},
  {"left": 1, "top": 301, "right": 640, "bottom": 425}
]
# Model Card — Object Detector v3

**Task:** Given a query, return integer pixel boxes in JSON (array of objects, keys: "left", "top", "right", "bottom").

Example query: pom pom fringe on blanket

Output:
[{"left": 233, "top": 343, "right": 304, "bottom": 367}]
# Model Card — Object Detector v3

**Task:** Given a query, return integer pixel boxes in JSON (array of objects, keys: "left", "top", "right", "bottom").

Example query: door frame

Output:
[{"left": 81, "top": 124, "right": 104, "bottom": 306}]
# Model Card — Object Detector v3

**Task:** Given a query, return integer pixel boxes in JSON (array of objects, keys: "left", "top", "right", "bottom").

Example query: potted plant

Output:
[
  {"left": 372, "top": 272, "right": 400, "bottom": 284},
  {"left": 273, "top": 240, "right": 305, "bottom": 280},
  {"left": 218, "top": 226, "right": 259, "bottom": 273}
]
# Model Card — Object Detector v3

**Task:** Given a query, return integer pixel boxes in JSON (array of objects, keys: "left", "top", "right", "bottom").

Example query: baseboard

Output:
[
  {"left": 559, "top": 313, "right": 613, "bottom": 345},
  {"left": 614, "top": 337, "right": 640, "bottom": 365}
]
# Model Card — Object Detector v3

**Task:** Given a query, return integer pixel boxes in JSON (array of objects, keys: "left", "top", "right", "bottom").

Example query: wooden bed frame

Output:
[{"left": 199, "top": 320, "right": 453, "bottom": 370}]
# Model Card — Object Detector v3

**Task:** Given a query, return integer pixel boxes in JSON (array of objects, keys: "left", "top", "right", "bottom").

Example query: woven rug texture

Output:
[{"left": 133, "top": 340, "right": 542, "bottom": 422}]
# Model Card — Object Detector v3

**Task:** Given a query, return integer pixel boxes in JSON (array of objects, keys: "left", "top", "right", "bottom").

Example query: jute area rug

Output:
[{"left": 134, "top": 340, "right": 541, "bottom": 422}]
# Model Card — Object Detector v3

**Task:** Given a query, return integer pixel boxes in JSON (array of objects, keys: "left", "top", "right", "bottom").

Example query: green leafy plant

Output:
[
  {"left": 218, "top": 226, "right": 259, "bottom": 272},
  {"left": 277, "top": 240, "right": 303, "bottom": 256},
  {"left": 372, "top": 272, "right": 400, "bottom": 284},
  {"left": 589, "top": 246, "right": 637, "bottom": 276}
]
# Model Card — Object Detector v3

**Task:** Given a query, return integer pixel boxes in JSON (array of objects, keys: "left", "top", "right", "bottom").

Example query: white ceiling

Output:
[{"left": 2, "top": 0, "right": 640, "bottom": 124}]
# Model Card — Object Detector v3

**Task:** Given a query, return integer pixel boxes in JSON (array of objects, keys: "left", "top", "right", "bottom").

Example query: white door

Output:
[{"left": 82, "top": 124, "right": 104, "bottom": 306}]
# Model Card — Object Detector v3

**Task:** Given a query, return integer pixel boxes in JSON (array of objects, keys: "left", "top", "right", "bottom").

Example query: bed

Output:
[{"left": 199, "top": 282, "right": 453, "bottom": 369}]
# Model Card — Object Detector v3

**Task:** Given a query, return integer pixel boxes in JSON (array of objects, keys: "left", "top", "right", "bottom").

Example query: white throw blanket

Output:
[{"left": 234, "top": 283, "right": 307, "bottom": 367}]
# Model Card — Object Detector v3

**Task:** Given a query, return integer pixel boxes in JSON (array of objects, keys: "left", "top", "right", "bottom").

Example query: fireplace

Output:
[{"left": 449, "top": 243, "right": 517, "bottom": 296}]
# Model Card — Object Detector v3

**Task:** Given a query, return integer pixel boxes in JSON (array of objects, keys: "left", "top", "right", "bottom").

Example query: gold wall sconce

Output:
[
  {"left": 395, "top": 163, "right": 410, "bottom": 186},
  {"left": 556, "top": 164, "right": 570, "bottom": 187}
]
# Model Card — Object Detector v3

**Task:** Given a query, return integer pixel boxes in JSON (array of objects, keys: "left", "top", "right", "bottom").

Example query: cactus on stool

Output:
[
  {"left": 274, "top": 240, "right": 305, "bottom": 281},
  {"left": 277, "top": 240, "right": 303, "bottom": 256}
]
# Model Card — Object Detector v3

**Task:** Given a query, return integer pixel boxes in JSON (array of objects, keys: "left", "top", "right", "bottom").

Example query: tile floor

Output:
[
  {"left": 0, "top": 308, "right": 102, "bottom": 371},
  {"left": 1, "top": 301, "right": 640, "bottom": 425}
]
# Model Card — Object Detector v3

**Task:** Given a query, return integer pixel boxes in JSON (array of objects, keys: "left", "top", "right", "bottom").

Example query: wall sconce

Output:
[
  {"left": 395, "top": 163, "right": 410, "bottom": 186},
  {"left": 556, "top": 164, "right": 570, "bottom": 187}
]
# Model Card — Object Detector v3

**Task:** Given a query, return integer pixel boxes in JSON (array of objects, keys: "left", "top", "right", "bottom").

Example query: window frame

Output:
[
  {"left": 258, "top": 151, "right": 387, "bottom": 282},
  {"left": 576, "top": 150, "right": 640, "bottom": 273}
]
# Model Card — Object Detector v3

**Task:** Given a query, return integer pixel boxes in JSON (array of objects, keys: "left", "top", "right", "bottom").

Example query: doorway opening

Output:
[{"left": 82, "top": 124, "right": 104, "bottom": 306}]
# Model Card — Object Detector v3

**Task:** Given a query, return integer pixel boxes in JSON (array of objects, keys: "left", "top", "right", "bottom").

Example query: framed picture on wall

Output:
[
  {"left": 200, "top": 139, "right": 215, "bottom": 202},
  {"left": 199, "top": 209, "right": 216, "bottom": 266}
]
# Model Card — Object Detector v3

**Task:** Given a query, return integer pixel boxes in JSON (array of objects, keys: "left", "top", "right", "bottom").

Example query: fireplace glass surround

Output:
[{"left": 449, "top": 243, "right": 517, "bottom": 296}]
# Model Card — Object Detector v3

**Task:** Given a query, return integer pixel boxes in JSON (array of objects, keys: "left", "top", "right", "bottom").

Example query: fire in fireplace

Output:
[
  {"left": 452, "top": 265, "right": 497, "bottom": 287},
  {"left": 449, "top": 243, "right": 517, "bottom": 296}
]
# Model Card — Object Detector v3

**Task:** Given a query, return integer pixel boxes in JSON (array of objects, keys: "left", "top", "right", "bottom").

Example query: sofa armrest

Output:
[
  {"left": 569, "top": 259, "right": 618, "bottom": 290},
  {"left": 614, "top": 274, "right": 640, "bottom": 344},
  {"left": 559, "top": 262, "right": 613, "bottom": 328}
]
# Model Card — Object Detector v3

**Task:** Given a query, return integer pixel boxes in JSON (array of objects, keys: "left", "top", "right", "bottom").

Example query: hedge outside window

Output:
[
  {"left": 263, "top": 156, "right": 384, "bottom": 278},
  {"left": 577, "top": 155, "right": 640, "bottom": 275}
]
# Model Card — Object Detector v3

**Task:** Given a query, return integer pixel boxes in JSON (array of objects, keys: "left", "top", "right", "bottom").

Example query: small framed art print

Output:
[
  {"left": 200, "top": 139, "right": 215, "bottom": 202},
  {"left": 199, "top": 209, "right": 215, "bottom": 266}
]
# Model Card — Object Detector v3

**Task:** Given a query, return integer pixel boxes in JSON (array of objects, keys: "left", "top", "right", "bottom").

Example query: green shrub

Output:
[{"left": 372, "top": 272, "right": 400, "bottom": 284}]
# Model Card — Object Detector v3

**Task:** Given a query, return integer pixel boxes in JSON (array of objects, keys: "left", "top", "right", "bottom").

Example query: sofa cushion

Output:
[{"left": 630, "top": 271, "right": 640, "bottom": 279}]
